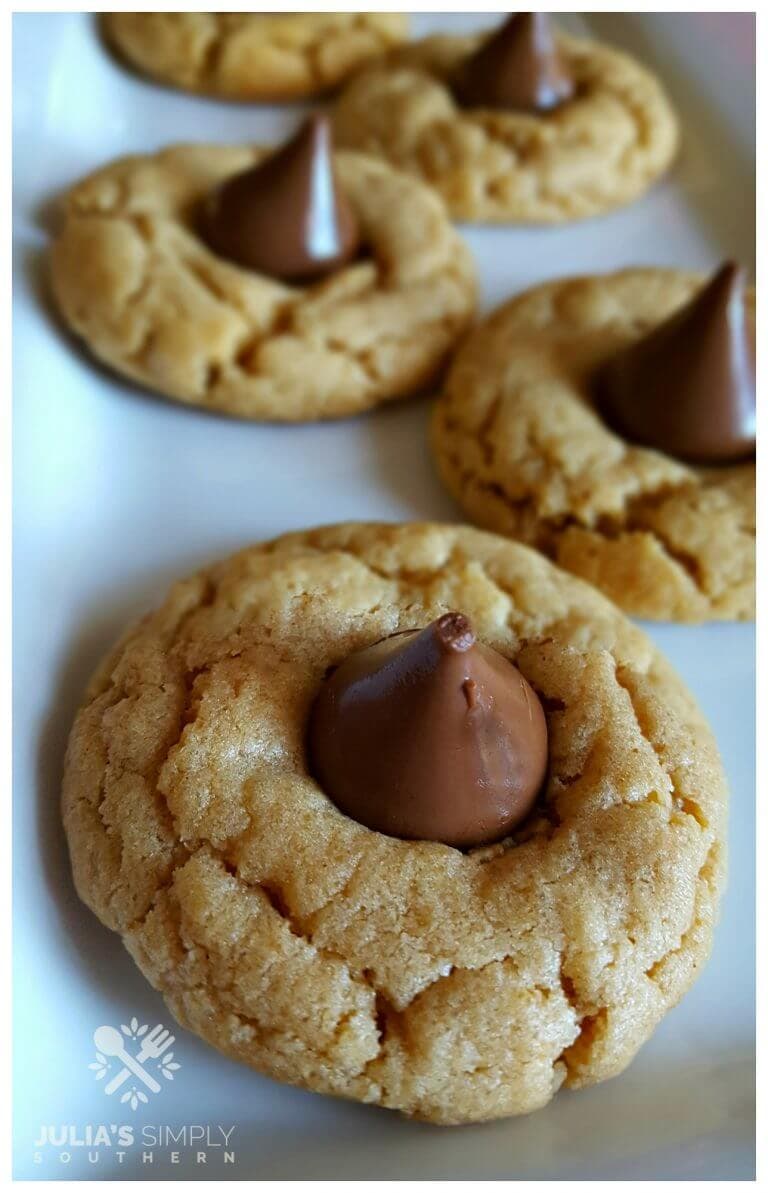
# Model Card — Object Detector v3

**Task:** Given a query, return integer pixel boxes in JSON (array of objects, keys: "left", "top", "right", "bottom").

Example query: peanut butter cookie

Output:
[
  {"left": 103, "top": 13, "right": 408, "bottom": 101},
  {"left": 431, "top": 270, "right": 755, "bottom": 621},
  {"left": 63, "top": 522, "right": 726, "bottom": 1125},
  {"left": 332, "top": 22, "right": 679, "bottom": 223},
  {"left": 50, "top": 143, "right": 476, "bottom": 421}
]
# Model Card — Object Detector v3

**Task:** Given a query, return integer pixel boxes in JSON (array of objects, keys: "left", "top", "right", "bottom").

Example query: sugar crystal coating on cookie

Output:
[
  {"left": 597, "top": 262, "right": 756, "bottom": 464},
  {"left": 309, "top": 611, "right": 548, "bottom": 848},
  {"left": 200, "top": 115, "right": 362, "bottom": 284}
]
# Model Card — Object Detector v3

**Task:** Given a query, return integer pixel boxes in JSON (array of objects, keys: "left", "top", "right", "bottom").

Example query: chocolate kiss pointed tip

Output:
[
  {"left": 704, "top": 260, "right": 745, "bottom": 310},
  {"left": 598, "top": 260, "right": 756, "bottom": 464},
  {"left": 715, "top": 260, "right": 741, "bottom": 286},
  {"left": 454, "top": 12, "right": 575, "bottom": 114},
  {"left": 289, "top": 112, "right": 331, "bottom": 161},
  {"left": 433, "top": 612, "right": 476, "bottom": 653},
  {"left": 199, "top": 113, "right": 361, "bottom": 283},
  {"left": 308, "top": 613, "right": 548, "bottom": 849}
]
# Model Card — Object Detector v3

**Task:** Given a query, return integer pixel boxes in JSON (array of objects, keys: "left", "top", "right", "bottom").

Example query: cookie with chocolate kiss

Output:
[
  {"left": 431, "top": 267, "right": 756, "bottom": 621},
  {"left": 309, "top": 612, "right": 548, "bottom": 848},
  {"left": 62, "top": 522, "right": 729, "bottom": 1124},
  {"left": 453, "top": 13, "right": 575, "bottom": 113},
  {"left": 200, "top": 114, "right": 361, "bottom": 283},
  {"left": 332, "top": 13, "right": 679, "bottom": 223},
  {"left": 597, "top": 262, "right": 756, "bottom": 464},
  {"left": 50, "top": 136, "right": 477, "bottom": 421}
]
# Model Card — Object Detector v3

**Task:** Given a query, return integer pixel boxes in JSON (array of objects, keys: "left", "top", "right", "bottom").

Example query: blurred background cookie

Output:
[
  {"left": 332, "top": 12, "right": 679, "bottom": 223},
  {"left": 102, "top": 12, "right": 408, "bottom": 101}
]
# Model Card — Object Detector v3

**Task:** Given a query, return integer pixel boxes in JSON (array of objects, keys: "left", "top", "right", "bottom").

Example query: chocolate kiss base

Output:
[
  {"left": 199, "top": 114, "right": 362, "bottom": 284},
  {"left": 453, "top": 13, "right": 575, "bottom": 114},
  {"left": 596, "top": 262, "right": 756, "bottom": 465},
  {"left": 308, "top": 613, "right": 549, "bottom": 849}
]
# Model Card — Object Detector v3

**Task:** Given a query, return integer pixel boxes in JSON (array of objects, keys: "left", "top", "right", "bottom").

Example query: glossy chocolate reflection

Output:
[
  {"left": 453, "top": 13, "right": 575, "bottom": 114},
  {"left": 309, "top": 613, "right": 549, "bottom": 848},
  {"left": 199, "top": 114, "right": 361, "bottom": 283},
  {"left": 597, "top": 262, "right": 756, "bottom": 464}
]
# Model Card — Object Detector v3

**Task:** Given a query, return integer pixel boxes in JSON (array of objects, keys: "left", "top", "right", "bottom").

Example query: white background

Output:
[{"left": 12, "top": 12, "right": 755, "bottom": 1180}]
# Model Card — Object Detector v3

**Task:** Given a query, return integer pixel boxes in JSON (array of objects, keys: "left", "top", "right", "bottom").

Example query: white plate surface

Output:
[{"left": 13, "top": 12, "right": 755, "bottom": 1180}]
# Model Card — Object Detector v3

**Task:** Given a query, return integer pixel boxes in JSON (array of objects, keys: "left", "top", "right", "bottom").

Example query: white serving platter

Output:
[{"left": 12, "top": 12, "right": 755, "bottom": 1180}]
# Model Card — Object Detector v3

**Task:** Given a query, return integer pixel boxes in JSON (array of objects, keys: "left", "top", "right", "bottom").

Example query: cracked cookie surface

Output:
[
  {"left": 432, "top": 271, "right": 756, "bottom": 622},
  {"left": 62, "top": 522, "right": 726, "bottom": 1124},
  {"left": 50, "top": 144, "right": 476, "bottom": 422},
  {"left": 332, "top": 28, "right": 678, "bottom": 223},
  {"left": 102, "top": 13, "right": 408, "bottom": 101}
]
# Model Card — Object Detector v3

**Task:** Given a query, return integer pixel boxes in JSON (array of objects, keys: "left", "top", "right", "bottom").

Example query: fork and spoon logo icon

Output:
[{"left": 90, "top": 1020, "right": 180, "bottom": 1109}]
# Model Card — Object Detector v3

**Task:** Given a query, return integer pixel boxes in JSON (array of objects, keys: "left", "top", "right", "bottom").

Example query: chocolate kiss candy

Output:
[
  {"left": 308, "top": 612, "right": 549, "bottom": 848},
  {"left": 597, "top": 263, "right": 756, "bottom": 464},
  {"left": 453, "top": 13, "right": 575, "bottom": 113},
  {"left": 199, "top": 114, "right": 361, "bottom": 283}
]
